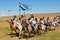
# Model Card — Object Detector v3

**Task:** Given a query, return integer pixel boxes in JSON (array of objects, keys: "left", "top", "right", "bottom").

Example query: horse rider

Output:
[
  {"left": 27, "top": 14, "right": 34, "bottom": 23},
  {"left": 40, "top": 17, "right": 47, "bottom": 30},
  {"left": 31, "top": 18, "right": 37, "bottom": 30},
  {"left": 46, "top": 17, "right": 52, "bottom": 26},
  {"left": 12, "top": 16, "right": 18, "bottom": 27},
  {"left": 20, "top": 14, "right": 26, "bottom": 23},
  {"left": 40, "top": 17, "right": 46, "bottom": 24},
  {"left": 29, "top": 14, "right": 34, "bottom": 23},
  {"left": 52, "top": 17, "right": 59, "bottom": 27},
  {"left": 47, "top": 17, "right": 50, "bottom": 22},
  {"left": 56, "top": 16, "right": 60, "bottom": 20},
  {"left": 55, "top": 16, "right": 60, "bottom": 23},
  {"left": 20, "top": 14, "right": 28, "bottom": 31},
  {"left": 28, "top": 14, "right": 38, "bottom": 30}
]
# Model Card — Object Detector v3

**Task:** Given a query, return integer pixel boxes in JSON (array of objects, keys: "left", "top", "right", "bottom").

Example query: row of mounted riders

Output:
[{"left": 6, "top": 14, "right": 60, "bottom": 38}]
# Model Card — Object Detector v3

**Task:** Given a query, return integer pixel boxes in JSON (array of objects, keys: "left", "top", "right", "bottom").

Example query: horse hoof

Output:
[
  {"left": 18, "top": 37, "right": 21, "bottom": 39},
  {"left": 10, "top": 36, "right": 12, "bottom": 38}
]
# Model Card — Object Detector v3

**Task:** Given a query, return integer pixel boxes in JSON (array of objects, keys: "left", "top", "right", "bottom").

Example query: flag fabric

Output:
[
  {"left": 19, "top": 3, "right": 29, "bottom": 11},
  {"left": 23, "top": 3, "right": 28, "bottom": 9}
]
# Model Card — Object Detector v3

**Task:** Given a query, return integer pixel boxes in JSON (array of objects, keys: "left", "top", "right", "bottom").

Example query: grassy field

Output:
[{"left": 0, "top": 13, "right": 60, "bottom": 40}]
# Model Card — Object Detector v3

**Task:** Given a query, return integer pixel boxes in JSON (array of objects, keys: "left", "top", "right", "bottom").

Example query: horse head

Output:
[{"left": 6, "top": 19, "right": 14, "bottom": 27}]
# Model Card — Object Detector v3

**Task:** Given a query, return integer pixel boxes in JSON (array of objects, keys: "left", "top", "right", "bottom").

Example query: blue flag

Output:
[
  {"left": 23, "top": 3, "right": 28, "bottom": 9},
  {"left": 19, "top": 3, "right": 29, "bottom": 11}
]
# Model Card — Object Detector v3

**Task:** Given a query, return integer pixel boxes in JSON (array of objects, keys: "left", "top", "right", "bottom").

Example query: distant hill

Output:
[{"left": 0, "top": 13, "right": 60, "bottom": 23}]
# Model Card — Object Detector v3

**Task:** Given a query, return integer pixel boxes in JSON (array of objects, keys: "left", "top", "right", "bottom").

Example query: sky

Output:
[{"left": 0, "top": 0, "right": 60, "bottom": 17}]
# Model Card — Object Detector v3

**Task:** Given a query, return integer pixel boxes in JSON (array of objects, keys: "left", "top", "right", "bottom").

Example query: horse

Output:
[
  {"left": 6, "top": 19, "right": 17, "bottom": 33},
  {"left": 45, "top": 19, "right": 52, "bottom": 31},
  {"left": 36, "top": 20, "right": 41, "bottom": 34},
  {"left": 6, "top": 19, "right": 23, "bottom": 39},
  {"left": 46, "top": 17, "right": 52, "bottom": 26},
  {"left": 28, "top": 18, "right": 41, "bottom": 34},
  {"left": 46, "top": 17, "right": 59, "bottom": 31},
  {"left": 51, "top": 20, "right": 59, "bottom": 30},
  {"left": 18, "top": 18, "right": 33, "bottom": 38},
  {"left": 27, "top": 18, "right": 38, "bottom": 35},
  {"left": 39, "top": 18, "right": 48, "bottom": 32}
]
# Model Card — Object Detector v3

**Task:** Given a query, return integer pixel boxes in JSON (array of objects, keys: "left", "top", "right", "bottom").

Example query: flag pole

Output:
[
  {"left": 18, "top": 0, "right": 20, "bottom": 17},
  {"left": 30, "top": 4, "right": 32, "bottom": 14},
  {"left": 24, "top": 10, "right": 26, "bottom": 19},
  {"left": 8, "top": 10, "right": 10, "bottom": 17}
]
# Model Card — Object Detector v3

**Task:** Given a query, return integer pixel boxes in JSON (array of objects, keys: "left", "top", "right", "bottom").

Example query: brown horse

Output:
[
  {"left": 6, "top": 19, "right": 17, "bottom": 33},
  {"left": 20, "top": 19, "right": 33, "bottom": 37},
  {"left": 36, "top": 20, "right": 41, "bottom": 33},
  {"left": 27, "top": 18, "right": 41, "bottom": 35},
  {"left": 6, "top": 19, "right": 23, "bottom": 39}
]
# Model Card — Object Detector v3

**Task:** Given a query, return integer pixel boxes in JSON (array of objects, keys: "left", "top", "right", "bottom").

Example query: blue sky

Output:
[{"left": 0, "top": 0, "right": 60, "bottom": 17}]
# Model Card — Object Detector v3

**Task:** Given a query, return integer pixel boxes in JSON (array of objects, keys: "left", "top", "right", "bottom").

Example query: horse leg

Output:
[
  {"left": 10, "top": 29, "right": 13, "bottom": 38},
  {"left": 35, "top": 30, "right": 37, "bottom": 35},
  {"left": 19, "top": 30, "right": 21, "bottom": 39},
  {"left": 43, "top": 28, "right": 47, "bottom": 33},
  {"left": 27, "top": 29, "right": 32, "bottom": 37},
  {"left": 45, "top": 26, "right": 47, "bottom": 32},
  {"left": 15, "top": 30, "right": 19, "bottom": 36},
  {"left": 18, "top": 28, "right": 22, "bottom": 39},
  {"left": 37, "top": 27, "right": 41, "bottom": 34},
  {"left": 34, "top": 27, "right": 37, "bottom": 35},
  {"left": 35, "top": 25, "right": 38, "bottom": 35}
]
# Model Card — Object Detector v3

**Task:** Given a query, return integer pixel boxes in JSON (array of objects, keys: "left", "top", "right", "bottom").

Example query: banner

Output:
[{"left": 19, "top": 3, "right": 29, "bottom": 11}]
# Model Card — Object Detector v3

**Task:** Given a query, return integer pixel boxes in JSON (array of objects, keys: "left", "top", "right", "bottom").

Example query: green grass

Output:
[
  {"left": 0, "top": 27, "right": 60, "bottom": 40},
  {"left": 28, "top": 30, "right": 60, "bottom": 40},
  {"left": 0, "top": 27, "right": 10, "bottom": 32},
  {"left": 38, "top": 31, "right": 60, "bottom": 40}
]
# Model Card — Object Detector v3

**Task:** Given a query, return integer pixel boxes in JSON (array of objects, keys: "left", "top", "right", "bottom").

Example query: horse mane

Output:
[{"left": 10, "top": 19, "right": 14, "bottom": 24}]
